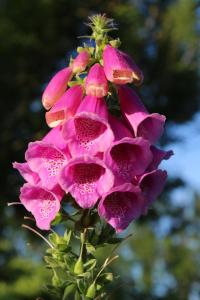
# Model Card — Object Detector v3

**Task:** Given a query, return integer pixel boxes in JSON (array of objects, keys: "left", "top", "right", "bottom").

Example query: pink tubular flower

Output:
[
  {"left": 62, "top": 96, "right": 114, "bottom": 156},
  {"left": 42, "top": 67, "right": 73, "bottom": 110},
  {"left": 85, "top": 63, "right": 108, "bottom": 97},
  {"left": 98, "top": 183, "right": 144, "bottom": 232},
  {"left": 109, "top": 114, "right": 133, "bottom": 140},
  {"left": 25, "top": 141, "right": 69, "bottom": 190},
  {"left": 42, "top": 126, "right": 69, "bottom": 153},
  {"left": 20, "top": 183, "right": 61, "bottom": 230},
  {"left": 148, "top": 146, "right": 174, "bottom": 171},
  {"left": 118, "top": 86, "right": 166, "bottom": 143},
  {"left": 137, "top": 169, "right": 167, "bottom": 214},
  {"left": 13, "top": 162, "right": 41, "bottom": 185},
  {"left": 72, "top": 50, "right": 90, "bottom": 73},
  {"left": 59, "top": 156, "right": 114, "bottom": 209},
  {"left": 103, "top": 45, "right": 143, "bottom": 85},
  {"left": 45, "top": 85, "right": 83, "bottom": 128},
  {"left": 105, "top": 137, "right": 152, "bottom": 184}
]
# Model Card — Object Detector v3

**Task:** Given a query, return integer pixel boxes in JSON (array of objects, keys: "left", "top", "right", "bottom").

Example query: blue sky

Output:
[{"left": 162, "top": 112, "right": 200, "bottom": 191}]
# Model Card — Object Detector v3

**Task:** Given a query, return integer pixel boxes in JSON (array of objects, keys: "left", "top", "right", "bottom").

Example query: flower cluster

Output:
[{"left": 13, "top": 22, "right": 173, "bottom": 233}]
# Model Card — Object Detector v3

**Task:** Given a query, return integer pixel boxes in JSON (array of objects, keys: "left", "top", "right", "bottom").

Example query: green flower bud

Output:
[
  {"left": 86, "top": 282, "right": 96, "bottom": 298},
  {"left": 74, "top": 257, "right": 84, "bottom": 275}
]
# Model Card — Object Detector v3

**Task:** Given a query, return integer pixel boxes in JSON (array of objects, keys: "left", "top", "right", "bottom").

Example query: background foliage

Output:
[{"left": 0, "top": 0, "right": 199, "bottom": 299}]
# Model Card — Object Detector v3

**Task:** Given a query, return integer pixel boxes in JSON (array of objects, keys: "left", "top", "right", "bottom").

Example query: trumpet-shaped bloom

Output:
[
  {"left": 20, "top": 183, "right": 61, "bottom": 230},
  {"left": 62, "top": 96, "right": 114, "bottom": 155},
  {"left": 45, "top": 85, "right": 83, "bottom": 128},
  {"left": 72, "top": 50, "right": 90, "bottom": 73},
  {"left": 59, "top": 156, "right": 114, "bottom": 209},
  {"left": 148, "top": 146, "right": 174, "bottom": 171},
  {"left": 42, "top": 126, "right": 69, "bottom": 153},
  {"left": 118, "top": 86, "right": 166, "bottom": 143},
  {"left": 25, "top": 141, "right": 69, "bottom": 190},
  {"left": 13, "top": 162, "right": 41, "bottom": 185},
  {"left": 105, "top": 137, "right": 152, "bottom": 183},
  {"left": 138, "top": 169, "right": 167, "bottom": 213},
  {"left": 98, "top": 183, "right": 143, "bottom": 232},
  {"left": 85, "top": 63, "right": 108, "bottom": 97},
  {"left": 103, "top": 45, "right": 143, "bottom": 85},
  {"left": 42, "top": 67, "right": 73, "bottom": 110},
  {"left": 108, "top": 114, "right": 133, "bottom": 140}
]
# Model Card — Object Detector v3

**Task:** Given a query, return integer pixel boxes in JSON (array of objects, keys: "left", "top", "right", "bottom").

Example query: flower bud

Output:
[
  {"left": 86, "top": 282, "right": 96, "bottom": 298},
  {"left": 72, "top": 50, "right": 90, "bottom": 73},
  {"left": 85, "top": 63, "right": 108, "bottom": 97},
  {"left": 103, "top": 45, "right": 143, "bottom": 85},
  {"left": 42, "top": 67, "right": 73, "bottom": 110},
  {"left": 74, "top": 257, "right": 84, "bottom": 275}
]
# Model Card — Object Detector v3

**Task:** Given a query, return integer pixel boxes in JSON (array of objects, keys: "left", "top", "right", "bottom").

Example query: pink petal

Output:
[
  {"left": 42, "top": 126, "right": 70, "bottom": 154},
  {"left": 85, "top": 63, "right": 108, "bottom": 97},
  {"left": 62, "top": 112, "right": 114, "bottom": 156},
  {"left": 118, "top": 86, "right": 166, "bottom": 143},
  {"left": 20, "top": 183, "right": 61, "bottom": 230},
  {"left": 72, "top": 50, "right": 90, "bottom": 73},
  {"left": 138, "top": 169, "right": 167, "bottom": 213},
  {"left": 108, "top": 114, "right": 133, "bottom": 140},
  {"left": 77, "top": 95, "right": 108, "bottom": 119},
  {"left": 103, "top": 45, "right": 143, "bottom": 85},
  {"left": 148, "top": 146, "right": 174, "bottom": 171},
  {"left": 13, "top": 162, "right": 41, "bottom": 185},
  {"left": 59, "top": 156, "right": 114, "bottom": 209},
  {"left": 42, "top": 67, "right": 73, "bottom": 110},
  {"left": 25, "top": 141, "right": 68, "bottom": 190},
  {"left": 45, "top": 85, "right": 83, "bottom": 128},
  {"left": 105, "top": 137, "right": 152, "bottom": 184},
  {"left": 98, "top": 183, "right": 144, "bottom": 232}
]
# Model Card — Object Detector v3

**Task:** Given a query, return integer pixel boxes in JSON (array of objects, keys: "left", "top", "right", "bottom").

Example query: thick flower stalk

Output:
[{"left": 12, "top": 14, "right": 173, "bottom": 299}]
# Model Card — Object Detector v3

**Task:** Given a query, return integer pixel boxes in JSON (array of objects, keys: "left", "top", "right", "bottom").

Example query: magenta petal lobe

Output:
[
  {"left": 59, "top": 156, "right": 114, "bottom": 209},
  {"left": 20, "top": 183, "right": 61, "bottom": 230}
]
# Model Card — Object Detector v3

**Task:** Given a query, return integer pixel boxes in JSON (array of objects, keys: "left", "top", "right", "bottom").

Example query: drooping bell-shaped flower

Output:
[
  {"left": 59, "top": 156, "right": 114, "bottom": 209},
  {"left": 42, "top": 126, "right": 69, "bottom": 153},
  {"left": 103, "top": 45, "right": 143, "bottom": 85},
  {"left": 45, "top": 85, "right": 83, "bottom": 128},
  {"left": 85, "top": 63, "right": 108, "bottom": 97},
  {"left": 25, "top": 140, "right": 70, "bottom": 190},
  {"left": 105, "top": 137, "right": 152, "bottom": 184},
  {"left": 137, "top": 169, "right": 167, "bottom": 213},
  {"left": 72, "top": 50, "right": 90, "bottom": 73},
  {"left": 20, "top": 183, "right": 62, "bottom": 230},
  {"left": 42, "top": 67, "right": 73, "bottom": 110},
  {"left": 13, "top": 162, "right": 41, "bottom": 185},
  {"left": 148, "top": 146, "right": 174, "bottom": 171},
  {"left": 118, "top": 86, "right": 166, "bottom": 143},
  {"left": 108, "top": 114, "right": 133, "bottom": 140},
  {"left": 98, "top": 183, "right": 143, "bottom": 232},
  {"left": 62, "top": 96, "right": 114, "bottom": 156}
]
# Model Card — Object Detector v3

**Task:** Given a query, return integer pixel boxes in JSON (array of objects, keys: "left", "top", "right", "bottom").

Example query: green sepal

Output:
[
  {"left": 86, "top": 243, "right": 96, "bottom": 254},
  {"left": 62, "top": 284, "right": 76, "bottom": 300},
  {"left": 84, "top": 258, "right": 97, "bottom": 272},
  {"left": 75, "top": 290, "right": 81, "bottom": 300}
]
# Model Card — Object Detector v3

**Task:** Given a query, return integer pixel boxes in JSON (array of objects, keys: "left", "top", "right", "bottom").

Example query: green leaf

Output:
[
  {"left": 84, "top": 259, "right": 97, "bottom": 272},
  {"left": 64, "top": 229, "right": 72, "bottom": 245},
  {"left": 51, "top": 212, "right": 64, "bottom": 225},
  {"left": 77, "top": 279, "right": 85, "bottom": 294},
  {"left": 75, "top": 290, "right": 81, "bottom": 300},
  {"left": 44, "top": 256, "right": 59, "bottom": 268},
  {"left": 48, "top": 233, "right": 60, "bottom": 247},
  {"left": 86, "top": 243, "right": 96, "bottom": 254},
  {"left": 62, "top": 284, "right": 76, "bottom": 300}
]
